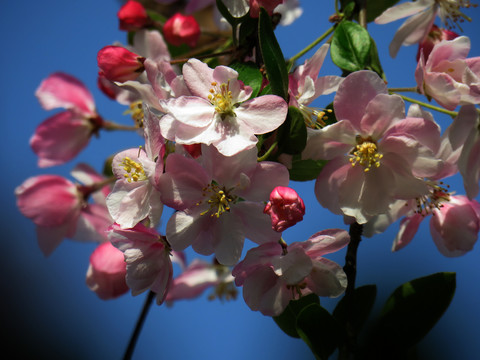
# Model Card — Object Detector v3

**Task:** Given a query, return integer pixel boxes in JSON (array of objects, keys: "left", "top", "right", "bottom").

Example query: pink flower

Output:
[
  {"left": 97, "top": 46, "right": 146, "bottom": 83},
  {"left": 232, "top": 229, "right": 349, "bottom": 316},
  {"left": 86, "top": 241, "right": 129, "bottom": 300},
  {"left": 416, "top": 24, "right": 459, "bottom": 62},
  {"left": 165, "top": 259, "right": 235, "bottom": 303},
  {"left": 163, "top": 13, "right": 201, "bottom": 48},
  {"left": 302, "top": 71, "right": 442, "bottom": 224},
  {"left": 15, "top": 164, "right": 113, "bottom": 256},
  {"left": 375, "top": 0, "right": 473, "bottom": 58},
  {"left": 159, "top": 58, "right": 288, "bottom": 157},
  {"left": 288, "top": 44, "right": 343, "bottom": 128},
  {"left": 264, "top": 186, "right": 305, "bottom": 232},
  {"left": 32, "top": 72, "right": 103, "bottom": 167},
  {"left": 415, "top": 36, "right": 480, "bottom": 111},
  {"left": 118, "top": 0, "right": 150, "bottom": 31},
  {"left": 158, "top": 145, "right": 289, "bottom": 265},
  {"left": 393, "top": 195, "right": 480, "bottom": 257},
  {"left": 108, "top": 223, "right": 173, "bottom": 304}
]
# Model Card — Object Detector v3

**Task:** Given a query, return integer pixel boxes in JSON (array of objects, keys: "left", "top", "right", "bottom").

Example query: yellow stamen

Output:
[
  {"left": 198, "top": 184, "right": 237, "bottom": 218},
  {"left": 209, "top": 81, "right": 236, "bottom": 118},
  {"left": 349, "top": 136, "right": 383, "bottom": 172},
  {"left": 123, "top": 100, "right": 144, "bottom": 128},
  {"left": 120, "top": 156, "right": 147, "bottom": 183}
]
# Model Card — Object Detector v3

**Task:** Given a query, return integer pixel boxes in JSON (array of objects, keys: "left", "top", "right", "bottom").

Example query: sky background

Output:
[{"left": 1, "top": 1, "right": 480, "bottom": 359}]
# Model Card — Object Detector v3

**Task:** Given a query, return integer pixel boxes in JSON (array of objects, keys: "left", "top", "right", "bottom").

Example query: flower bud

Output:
[
  {"left": 97, "top": 46, "right": 146, "bottom": 83},
  {"left": 264, "top": 186, "right": 305, "bottom": 232},
  {"left": 416, "top": 24, "right": 459, "bottom": 62},
  {"left": 183, "top": 144, "right": 202, "bottom": 159},
  {"left": 117, "top": 0, "right": 149, "bottom": 31},
  {"left": 163, "top": 13, "right": 201, "bottom": 47},
  {"left": 86, "top": 242, "right": 129, "bottom": 300}
]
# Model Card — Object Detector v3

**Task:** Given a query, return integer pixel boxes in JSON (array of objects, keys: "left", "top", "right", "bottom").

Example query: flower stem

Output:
[
  {"left": 338, "top": 222, "right": 363, "bottom": 360},
  {"left": 287, "top": 26, "right": 335, "bottom": 69},
  {"left": 358, "top": 0, "right": 367, "bottom": 29},
  {"left": 257, "top": 141, "right": 278, "bottom": 162},
  {"left": 123, "top": 291, "right": 155, "bottom": 360},
  {"left": 170, "top": 48, "right": 234, "bottom": 65},
  {"left": 388, "top": 87, "right": 418, "bottom": 93},
  {"left": 103, "top": 121, "right": 139, "bottom": 131},
  {"left": 395, "top": 94, "right": 458, "bottom": 118}
]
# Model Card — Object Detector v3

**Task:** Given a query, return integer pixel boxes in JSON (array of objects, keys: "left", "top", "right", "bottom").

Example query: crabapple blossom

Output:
[
  {"left": 108, "top": 223, "right": 173, "bottom": 304},
  {"left": 415, "top": 36, "right": 480, "bottom": 111},
  {"left": 264, "top": 186, "right": 305, "bottom": 232},
  {"left": 416, "top": 24, "right": 459, "bottom": 61},
  {"left": 159, "top": 58, "right": 288, "bottom": 156},
  {"left": 163, "top": 13, "right": 201, "bottom": 47},
  {"left": 375, "top": 0, "right": 475, "bottom": 58},
  {"left": 15, "top": 164, "right": 112, "bottom": 256},
  {"left": 302, "top": 70, "right": 442, "bottom": 224},
  {"left": 232, "top": 229, "right": 349, "bottom": 316},
  {"left": 32, "top": 72, "right": 103, "bottom": 167},
  {"left": 97, "top": 46, "right": 146, "bottom": 83},
  {"left": 118, "top": 0, "right": 150, "bottom": 31},
  {"left": 158, "top": 144, "right": 289, "bottom": 265},
  {"left": 86, "top": 241, "right": 129, "bottom": 300}
]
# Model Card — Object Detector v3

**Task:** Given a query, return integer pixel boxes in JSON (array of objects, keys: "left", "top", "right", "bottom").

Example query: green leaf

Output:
[
  {"left": 372, "top": 272, "right": 456, "bottom": 350},
  {"left": 365, "top": 36, "right": 385, "bottom": 78},
  {"left": 145, "top": 9, "right": 167, "bottom": 23},
  {"left": 289, "top": 155, "right": 326, "bottom": 181},
  {"left": 366, "top": 0, "right": 402, "bottom": 23},
  {"left": 229, "top": 62, "right": 263, "bottom": 98},
  {"left": 333, "top": 285, "right": 377, "bottom": 335},
  {"left": 273, "top": 293, "right": 320, "bottom": 338},
  {"left": 296, "top": 304, "right": 342, "bottom": 360},
  {"left": 215, "top": 0, "right": 237, "bottom": 27},
  {"left": 277, "top": 106, "right": 307, "bottom": 155},
  {"left": 330, "top": 20, "right": 371, "bottom": 72},
  {"left": 258, "top": 8, "right": 289, "bottom": 100}
]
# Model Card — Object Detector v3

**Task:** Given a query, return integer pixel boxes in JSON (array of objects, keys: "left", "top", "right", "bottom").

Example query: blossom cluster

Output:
[{"left": 15, "top": 0, "right": 480, "bottom": 345}]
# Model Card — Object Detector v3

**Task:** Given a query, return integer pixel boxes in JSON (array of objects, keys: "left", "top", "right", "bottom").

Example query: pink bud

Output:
[
  {"left": 97, "top": 46, "right": 145, "bottom": 83},
  {"left": 117, "top": 0, "right": 149, "bottom": 31},
  {"left": 163, "top": 13, "right": 201, "bottom": 48},
  {"left": 86, "top": 242, "right": 129, "bottom": 300},
  {"left": 416, "top": 24, "right": 459, "bottom": 62},
  {"left": 183, "top": 144, "right": 202, "bottom": 159},
  {"left": 264, "top": 186, "right": 305, "bottom": 232}
]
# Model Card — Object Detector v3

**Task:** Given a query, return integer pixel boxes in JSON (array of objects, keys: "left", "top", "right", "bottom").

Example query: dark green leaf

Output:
[
  {"left": 273, "top": 293, "right": 320, "bottom": 338},
  {"left": 215, "top": 0, "right": 237, "bottom": 27},
  {"left": 277, "top": 106, "right": 307, "bottom": 155},
  {"left": 296, "top": 304, "right": 342, "bottom": 360},
  {"left": 258, "top": 8, "right": 289, "bottom": 100},
  {"left": 366, "top": 0, "right": 402, "bottom": 23},
  {"left": 372, "top": 272, "right": 456, "bottom": 349},
  {"left": 289, "top": 155, "right": 326, "bottom": 181},
  {"left": 330, "top": 21, "right": 371, "bottom": 72},
  {"left": 102, "top": 154, "right": 115, "bottom": 177},
  {"left": 333, "top": 284, "right": 377, "bottom": 335},
  {"left": 259, "top": 83, "right": 272, "bottom": 96},
  {"left": 238, "top": 15, "right": 258, "bottom": 46},
  {"left": 229, "top": 62, "right": 263, "bottom": 98},
  {"left": 365, "top": 36, "right": 385, "bottom": 78}
]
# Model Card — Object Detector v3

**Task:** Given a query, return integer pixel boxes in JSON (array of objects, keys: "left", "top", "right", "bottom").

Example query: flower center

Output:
[
  {"left": 124, "top": 100, "right": 144, "bottom": 128},
  {"left": 208, "top": 81, "right": 236, "bottom": 118},
  {"left": 437, "top": 0, "right": 477, "bottom": 29},
  {"left": 414, "top": 181, "right": 451, "bottom": 216},
  {"left": 198, "top": 183, "right": 237, "bottom": 218},
  {"left": 349, "top": 136, "right": 383, "bottom": 172},
  {"left": 121, "top": 156, "right": 147, "bottom": 182}
]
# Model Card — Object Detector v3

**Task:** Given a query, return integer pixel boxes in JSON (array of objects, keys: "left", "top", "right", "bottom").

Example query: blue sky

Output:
[{"left": 2, "top": 1, "right": 480, "bottom": 359}]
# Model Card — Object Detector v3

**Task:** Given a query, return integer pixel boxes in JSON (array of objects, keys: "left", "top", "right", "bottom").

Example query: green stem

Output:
[
  {"left": 103, "top": 121, "right": 139, "bottom": 131},
  {"left": 123, "top": 291, "right": 155, "bottom": 360},
  {"left": 396, "top": 94, "right": 458, "bottom": 118},
  {"left": 287, "top": 26, "right": 335, "bottom": 69},
  {"left": 358, "top": 0, "right": 367, "bottom": 29},
  {"left": 388, "top": 87, "right": 418, "bottom": 93},
  {"left": 257, "top": 141, "right": 278, "bottom": 162}
]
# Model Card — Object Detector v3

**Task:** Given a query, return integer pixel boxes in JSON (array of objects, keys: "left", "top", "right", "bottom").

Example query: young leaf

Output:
[
  {"left": 273, "top": 293, "right": 320, "bottom": 338},
  {"left": 258, "top": 8, "right": 289, "bottom": 100},
  {"left": 288, "top": 156, "right": 327, "bottom": 182},
  {"left": 296, "top": 304, "right": 342, "bottom": 360},
  {"left": 229, "top": 62, "right": 263, "bottom": 98},
  {"left": 371, "top": 272, "right": 456, "bottom": 350},
  {"left": 331, "top": 21, "right": 371, "bottom": 73}
]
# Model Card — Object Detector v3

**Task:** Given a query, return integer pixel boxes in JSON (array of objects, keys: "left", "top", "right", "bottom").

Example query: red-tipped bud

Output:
[
  {"left": 97, "top": 46, "right": 145, "bottom": 83},
  {"left": 117, "top": 0, "right": 149, "bottom": 31},
  {"left": 163, "top": 13, "right": 201, "bottom": 48},
  {"left": 183, "top": 144, "right": 202, "bottom": 159},
  {"left": 86, "top": 242, "right": 129, "bottom": 300},
  {"left": 417, "top": 25, "right": 459, "bottom": 62},
  {"left": 264, "top": 186, "right": 305, "bottom": 232}
]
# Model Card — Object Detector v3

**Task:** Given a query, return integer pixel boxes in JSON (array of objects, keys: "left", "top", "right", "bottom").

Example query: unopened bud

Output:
[
  {"left": 264, "top": 186, "right": 305, "bottom": 232},
  {"left": 97, "top": 46, "right": 146, "bottom": 83},
  {"left": 163, "top": 13, "right": 201, "bottom": 48},
  {"left": 417, "top": 24, "right": 459, "bottom": 62},
  {"left": 117, "top": 0, "right": 149, "bottom": 31}
]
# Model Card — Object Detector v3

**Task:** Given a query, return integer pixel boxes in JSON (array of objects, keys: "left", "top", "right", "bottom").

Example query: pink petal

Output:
[
  {"left": 360, "top": 94, "right": 406, "bottom": 138},
  {"left": 374, "top": 0, "right": 432, "bottom": 24},
  {"left": 236, "top": 95, "right": 287, "bottom": 134},
  {"left": 392, "top": 213, "right": 424, "bottom": 251},
  {"left": 306, "top": 258, "right": 347, "bottom": 297}
]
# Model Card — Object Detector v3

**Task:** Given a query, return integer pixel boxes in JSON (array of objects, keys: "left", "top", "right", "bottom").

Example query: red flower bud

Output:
[
  {"left": 97, "top": 46, "right": 145, "bottom": 83},
  {"left": 417, "top": 24, "right": 459, "bottom": 62},
  {"left": 264, "top": 186, "right": 305, "bottom": 232},
  {"left": 183, "top": 144, "right": 202, "bottom": 159},
  {"left": 163, "top": 13, "right": 201, "bottom": 48},
  {"left": 117, "top": 0, "right": 149, "bottom": 31}
]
